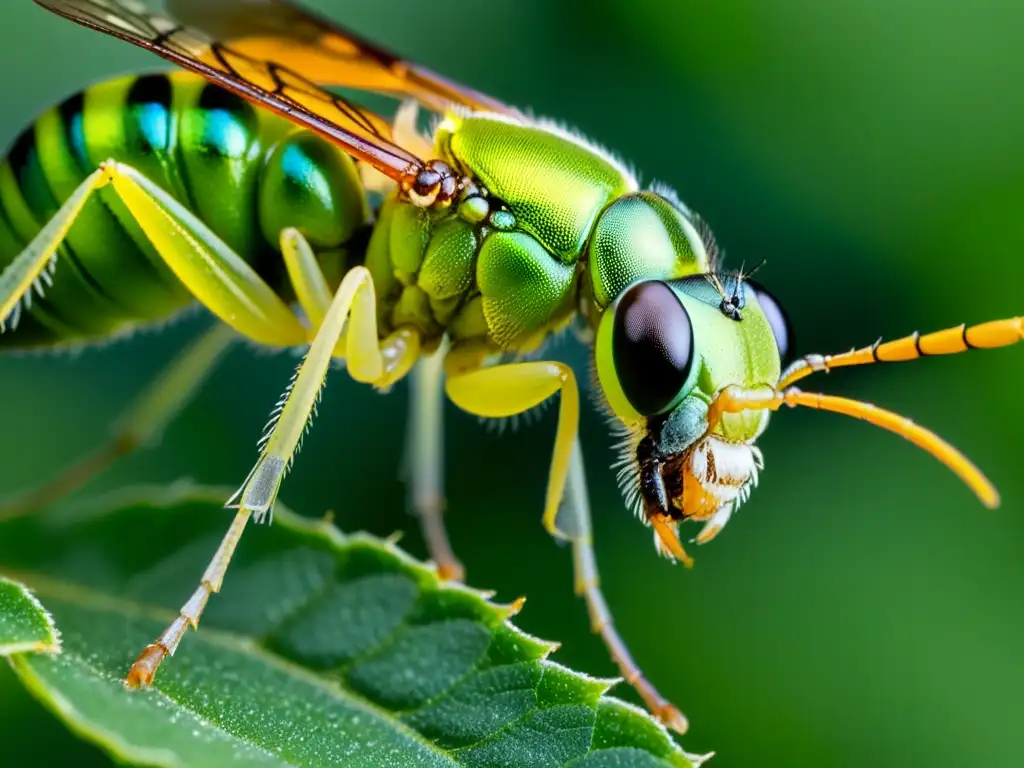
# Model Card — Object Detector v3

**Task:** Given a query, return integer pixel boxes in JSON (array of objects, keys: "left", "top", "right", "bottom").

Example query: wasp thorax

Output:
[{"left": 588, "top": 191, "right": 710, "bottom": 308}]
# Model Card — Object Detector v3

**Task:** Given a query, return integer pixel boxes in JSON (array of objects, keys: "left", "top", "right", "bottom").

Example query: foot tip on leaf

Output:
[
  {"left": 123, "top": 644, "right": 164, "bottom": 689},
  {"left": 434, "top": 560, "right": 466, "bottom": 583},
  {"left": 660, "top": 706, "right": 689, "bottom": 734}
]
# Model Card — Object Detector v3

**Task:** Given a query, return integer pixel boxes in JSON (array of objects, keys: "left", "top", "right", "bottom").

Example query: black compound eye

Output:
[
  {"left": 748, "top": 280, "right": 793, "bottom": 364},
  {"left": 612, "top": 281, "right": 694, "bottom": 416}
]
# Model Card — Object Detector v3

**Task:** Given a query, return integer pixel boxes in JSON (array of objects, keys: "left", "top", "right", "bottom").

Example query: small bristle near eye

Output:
[
  {"left": 692, "top": 213, "right": 721, "bottom": 270},
  {"left": 609, "top": 421, "right": 646, "bottom": 520}
]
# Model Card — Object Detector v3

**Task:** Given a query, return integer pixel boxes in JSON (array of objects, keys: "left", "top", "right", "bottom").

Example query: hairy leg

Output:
[
  {"left": 563, "top": 436, "right": 688, "bottom": 734},
  {"left": 0, "top": 160, "right": 308, "bottom": 345},
  {"left": 445, "top": 359, "right": 685, "bottom": 730},
  {"left": 0, "top": 164, "right": 419, "bottom": 686},
  {"left": 126, "top": 264, "right": 421, "bottom": 686}
]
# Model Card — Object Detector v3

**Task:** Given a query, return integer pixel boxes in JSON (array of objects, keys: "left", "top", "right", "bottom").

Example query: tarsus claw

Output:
[{"left": 124, "top": 643, "right": 166, "bottom": 688}]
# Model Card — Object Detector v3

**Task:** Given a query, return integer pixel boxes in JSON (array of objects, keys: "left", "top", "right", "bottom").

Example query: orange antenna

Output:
[
  {"left": 708, "top": 384, "right": 1000, "bottom": 509},
  {"left": 779, "top": 317, "right": 1023, "bottom": 389}
]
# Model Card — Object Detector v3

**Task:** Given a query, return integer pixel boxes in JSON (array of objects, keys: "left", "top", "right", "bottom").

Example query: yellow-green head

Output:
[{"left": 594, "top": 272, "right": 792, "bottom": 557}]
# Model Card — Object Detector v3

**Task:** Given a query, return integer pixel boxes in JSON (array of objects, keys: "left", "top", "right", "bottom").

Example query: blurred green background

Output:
[{"left": 2, "top": 1, "right": 1023, "bottom": 765}]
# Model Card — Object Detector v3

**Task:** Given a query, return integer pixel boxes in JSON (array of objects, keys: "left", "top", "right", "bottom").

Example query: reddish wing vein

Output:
[
  {"left": 167, "top": 0, "right": 516, "bottom": 116},
  {"left": 35, "top": 0, "right": 424, "bottom": 180}
]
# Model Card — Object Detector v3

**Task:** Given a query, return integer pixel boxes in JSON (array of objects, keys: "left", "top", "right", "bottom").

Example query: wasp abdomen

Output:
[{"left": 0, "top": 72, "right": 369, "bottom": 349}]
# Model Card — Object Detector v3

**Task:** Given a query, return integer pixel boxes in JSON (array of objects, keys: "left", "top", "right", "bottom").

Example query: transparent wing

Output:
[
  {"left": 167, "top": 0, "right": 517, "bottom": 115},
  {"left": 36, "top": 0, "right": 425, "bottom": 182}
]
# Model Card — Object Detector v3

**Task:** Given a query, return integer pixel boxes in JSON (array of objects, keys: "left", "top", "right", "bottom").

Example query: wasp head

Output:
[{"left": 594, "top": 275, "right": 791, "bottom": 563}]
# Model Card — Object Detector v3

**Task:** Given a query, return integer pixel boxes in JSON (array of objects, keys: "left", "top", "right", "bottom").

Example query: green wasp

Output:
[{"left": 1, "top": 0, "right": 1021, "bottom": 733}]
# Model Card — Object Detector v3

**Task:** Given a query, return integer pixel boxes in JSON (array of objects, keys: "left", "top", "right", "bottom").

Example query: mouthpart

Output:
[{"left": 649, "top": 436, "right": 764, "bottom": 560}]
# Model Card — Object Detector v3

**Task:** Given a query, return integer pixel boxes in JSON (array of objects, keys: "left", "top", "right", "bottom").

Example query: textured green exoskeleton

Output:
[{"left": 7, "top": 0, "right": 1022, "bottom": 743}]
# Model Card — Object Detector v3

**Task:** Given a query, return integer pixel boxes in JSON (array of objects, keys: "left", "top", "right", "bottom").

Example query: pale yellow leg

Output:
[
  {"left": 0, "top": 168, "right": 106, "bottom": 331},
  {"left": 125, "top": 504, "right": 249, "bottom": 687},
  {"left": 445, "top": 359, "right": 579, "bottom": 539},
  {"left": 279, "top": 227, "right": 332, "bottom": 329},
  {"left": 563, "top": 436, "right": 689, "bottom": 734},
  {"left": 125, "top": 265, "right": 420, "bottom": 686},
  {"left": 0, "top": 323, "right": 235, "bottom": 521},
  {"left": 445, "top": 356, "right": 685, "bottom": 731},
  {"left": 104, "top": 161, "right": 306, "bottom": 345},
  {"left": 405, "top": 343, "right": 463, "bottom": 581},
  {"left": 0, "top": 161, "right": 307, "bottom": 346},
  {"left": 277, "top": 225, "right": 420, "bottom": 378}
]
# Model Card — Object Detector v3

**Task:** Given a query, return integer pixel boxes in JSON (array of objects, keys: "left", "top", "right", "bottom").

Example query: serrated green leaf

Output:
[
  {"left": 0, "top": 576, "right": 60, "bottom": 655},
  {"left": 0, "top": 484, "right": 702, "bottom": 768}
]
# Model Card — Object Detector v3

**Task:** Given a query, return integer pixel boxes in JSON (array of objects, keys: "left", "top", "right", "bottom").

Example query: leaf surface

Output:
[
  {"left": 0, "top": 485, "right": 702, "bottom": 768},
  {"left": 0, "top": 576, "right": 60, "bottom": 656}
]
